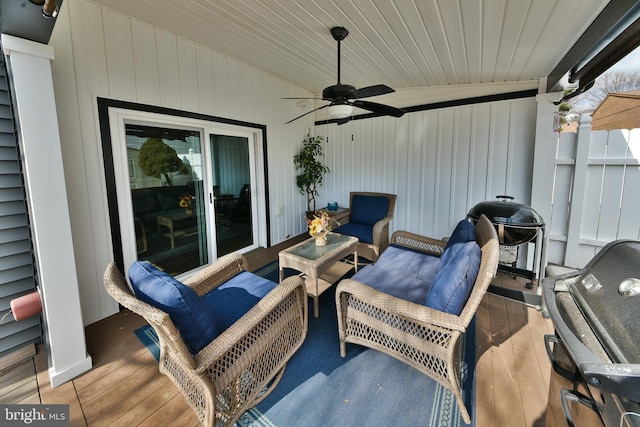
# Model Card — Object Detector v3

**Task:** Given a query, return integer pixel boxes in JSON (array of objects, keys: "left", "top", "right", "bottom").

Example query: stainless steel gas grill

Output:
[{"left": 543, "top": 240, "right": 640, "bottom": 427}]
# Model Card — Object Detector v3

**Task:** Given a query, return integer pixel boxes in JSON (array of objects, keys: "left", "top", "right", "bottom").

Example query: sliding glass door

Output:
[
  {"left": 209, "top": 134, "right": 256, "bottom": 256},
  {"left": 125, "top": 124, "right": 208, "bottom": 275},
  {"left": 108, "top": 108, "right": 265, "bottom": 277}
]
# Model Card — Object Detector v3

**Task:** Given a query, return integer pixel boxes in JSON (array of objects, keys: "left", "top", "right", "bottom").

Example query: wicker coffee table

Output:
[{"left": 279, "top": 233, "right": 358, "bottom": 317}]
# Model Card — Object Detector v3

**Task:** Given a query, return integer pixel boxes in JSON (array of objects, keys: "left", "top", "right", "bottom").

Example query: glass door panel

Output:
[
  {"left": 210, "top": 134, "right": 254, "bottom": 256},
  {"left": 126, "top": 124, "right": 208, "bottom": 275}
]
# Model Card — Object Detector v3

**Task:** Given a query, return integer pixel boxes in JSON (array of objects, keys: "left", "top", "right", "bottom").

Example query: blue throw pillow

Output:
[
  {"left": 128, "top": 261, "right": 218, "bottom": 354},
  {"left": 350, "top": 195, "right": 390, "bottom": 226},
  {"left": 425, "top": 241, "right": 481, "bottom": 315}
]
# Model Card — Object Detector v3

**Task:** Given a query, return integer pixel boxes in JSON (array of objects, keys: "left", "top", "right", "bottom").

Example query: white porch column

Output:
[
  {"left": 2, "top": 34, "right": 91, "bottom": 386},
  {"left": 530, "top": 87, "right": 563, "bottom": 274}
]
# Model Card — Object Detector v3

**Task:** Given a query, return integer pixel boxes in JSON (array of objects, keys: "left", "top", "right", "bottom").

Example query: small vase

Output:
[{"left": 314, "top": 232, "right": 327, "bottom": 246}]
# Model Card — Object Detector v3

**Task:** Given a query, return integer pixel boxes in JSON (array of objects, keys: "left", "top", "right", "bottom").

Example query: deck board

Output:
[
  {"left": 0, "top": 237, "right": 558, "bottom": 427},
  {"left": 487, "top": 293, "right": 528, "bottom": 426}
]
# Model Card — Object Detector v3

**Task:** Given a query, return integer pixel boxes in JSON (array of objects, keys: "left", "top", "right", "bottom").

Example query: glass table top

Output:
[{"left": 286, "top": 233, "right": 354, "bottom": 261}]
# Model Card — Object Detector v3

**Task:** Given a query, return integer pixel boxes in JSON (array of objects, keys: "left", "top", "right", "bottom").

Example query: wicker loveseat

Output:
[
  {"left": 104, "top": 253, "right": 308, "bottom": 426},
  {"left": 335, "top": 214, "right": 498, "bottom": 424}
]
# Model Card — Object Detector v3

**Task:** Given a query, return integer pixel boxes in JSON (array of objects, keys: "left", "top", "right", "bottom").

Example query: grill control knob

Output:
[{"left": 618, "top": 278, "right": 640, "bottom": 297}]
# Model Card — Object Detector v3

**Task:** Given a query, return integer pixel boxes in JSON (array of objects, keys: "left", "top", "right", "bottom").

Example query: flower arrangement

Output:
[{"left": 306, "top": 211, "right": 331, "bottom": 236}]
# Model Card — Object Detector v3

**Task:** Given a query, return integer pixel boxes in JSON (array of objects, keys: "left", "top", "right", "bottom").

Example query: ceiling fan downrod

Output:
[{"left": 330, "top": 27, "right": 349, "bottom": 84}]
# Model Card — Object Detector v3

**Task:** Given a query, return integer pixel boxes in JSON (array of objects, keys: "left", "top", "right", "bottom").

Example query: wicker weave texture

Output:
[
  {"left": 335, "top": 215, "right": 498, "bottom": 424},
  {"left": 103, "top": 253, "right": 308, "bottom": 426}
]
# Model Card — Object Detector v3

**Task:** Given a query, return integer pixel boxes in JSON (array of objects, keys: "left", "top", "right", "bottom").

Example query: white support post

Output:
[
  {"left": 530, "top": 89, "right": 563, "bottom": 275},
  {"left": 564, "top": 115, "right": 592, "bottom": 267},
  {"left": 2, "top": 34, "right": 92, "bottom": 386}
]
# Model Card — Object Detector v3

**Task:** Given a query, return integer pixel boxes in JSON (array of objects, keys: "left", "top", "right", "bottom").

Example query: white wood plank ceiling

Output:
[{"left": 89, "top": 0, "right": 612, "bottom": 107}]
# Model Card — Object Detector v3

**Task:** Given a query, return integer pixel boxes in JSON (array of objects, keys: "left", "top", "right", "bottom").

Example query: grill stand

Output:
[{"left": 485, "top": 223, "right": 546, "bottom": 309}]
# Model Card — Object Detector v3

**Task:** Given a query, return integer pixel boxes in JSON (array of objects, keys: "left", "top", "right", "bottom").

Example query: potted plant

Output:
[{"left": 294, "top": 131, "right": 330, "bottom": 215}]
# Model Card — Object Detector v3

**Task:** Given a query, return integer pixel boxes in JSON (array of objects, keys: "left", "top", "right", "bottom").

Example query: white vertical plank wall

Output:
[{"left": 318, "top": 98, "right": 538, "bottom": 240}]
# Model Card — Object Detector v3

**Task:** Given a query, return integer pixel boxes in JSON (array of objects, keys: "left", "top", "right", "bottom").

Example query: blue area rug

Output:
[{"left": 134, "top": 261, "right": 476, "bottom": 426}]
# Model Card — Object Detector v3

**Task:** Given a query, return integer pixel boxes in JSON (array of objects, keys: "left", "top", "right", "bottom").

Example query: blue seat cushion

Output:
[
  {"left": 350, "top": 195, "right": 389, "bottom": 226},
  {"left": 352, "top": 265, "right": 432, "bottom": 305},
  {"left": 334, "top": 222, "right": 374, "bottom": 244},
  {"left": 128, "top": 261, "right": 218, "bottom": 354},
  {"left": 425, "top": 241, "right": 481, "bottom": 315},
  {"left": 201, "top": 271, "right": 277, "bottom": 331},
  {"left": 375, "top": 245, "right": 441, "bottom": 284}
]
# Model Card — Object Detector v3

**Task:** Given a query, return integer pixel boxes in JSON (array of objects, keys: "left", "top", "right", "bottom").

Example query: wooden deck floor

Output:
[{"left": 2, "top": 236, "right": 558, "bottom": 426}]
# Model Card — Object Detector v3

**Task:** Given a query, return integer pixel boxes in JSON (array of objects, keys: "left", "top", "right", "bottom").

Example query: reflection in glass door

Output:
[
  {"left": 126, "top": 124, "right": 208, "bottom": 275},
  {"left": 210, "top": 135, "right": 254, "bottom": 256}
]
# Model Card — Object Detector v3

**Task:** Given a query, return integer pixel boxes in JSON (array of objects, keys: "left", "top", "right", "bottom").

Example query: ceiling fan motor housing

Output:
[{"left": 322, "top": 84, "right": 356, "bottom": 102}]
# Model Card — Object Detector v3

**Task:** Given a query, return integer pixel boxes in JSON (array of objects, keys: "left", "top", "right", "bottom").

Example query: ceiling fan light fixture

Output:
[{"left": 328, "top": 104, "right": 353, "bottom": 119}]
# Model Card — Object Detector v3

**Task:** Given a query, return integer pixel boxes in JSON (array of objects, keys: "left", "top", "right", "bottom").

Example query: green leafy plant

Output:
[
  {"left": 294, "top": 132, "right": 330, "bottom": 213},
  {"left": 138, "top": 137, "right": 190, "bottom": 186}
]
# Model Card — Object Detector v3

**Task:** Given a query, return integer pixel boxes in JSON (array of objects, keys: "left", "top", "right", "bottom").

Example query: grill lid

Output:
[
  {"left": 569, "top": 240, "right": 640, "bottom": 364},
  {"left": 467, "top": 196, "right": 544, "bottom": 246},
  {"left": 467, "top": 195, "right": 544, "bottom": 227}
]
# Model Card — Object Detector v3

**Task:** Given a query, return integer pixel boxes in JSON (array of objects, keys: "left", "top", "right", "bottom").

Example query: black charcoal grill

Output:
[
  {"left": 467, "top": 195, "right": 544, "bottom": 246},
  {"left": 467, "top": 195, "right": 546, "bottom": 306},
  {"left": 543, "top": 240, "right": 640, "bottom": 426}
]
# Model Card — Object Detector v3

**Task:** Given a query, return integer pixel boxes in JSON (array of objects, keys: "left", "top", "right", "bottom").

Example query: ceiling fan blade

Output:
[
  {"left": 352, "top": 100, "right": 406, "bottom": 117},
  {"left": 348, "top": 84, "right": 395, "bottom": 99},
  {"left": 284, "top": 104, "right": 329, "bottom": 124},
  {"left": 280, "top": 97, "right": 323, "bottom": 100},
  {"left": 336, "top": 117, "right": 352, "bottom": 126}
]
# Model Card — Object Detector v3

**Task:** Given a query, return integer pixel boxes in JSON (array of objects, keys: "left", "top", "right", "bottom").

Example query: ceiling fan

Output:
[{"left": 284, "top": 27, "right": 406, "bottom": 125}]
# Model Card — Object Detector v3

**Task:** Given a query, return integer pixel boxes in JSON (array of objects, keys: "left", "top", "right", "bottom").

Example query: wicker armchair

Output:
[
  {"left": 335, "top": 215, "right": 498, "bottom": 424},
  {"left": 103, "top": 253, "right": 308, "bottom": 426},
  {"left": 333, "top": 191, "right": 397, "bottom": 262}
]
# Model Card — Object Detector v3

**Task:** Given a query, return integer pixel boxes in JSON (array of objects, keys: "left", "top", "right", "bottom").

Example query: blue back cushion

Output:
[
  {"left": 350, "top": 195, "right": 390, "bottom": 226},
  {"left": 333, "top": 222, "right": 374, "bottom": 244},
  {"left": 128, "top": 261, "right": 218, "bottom": 354},
  {"left": 443, "top": 219, "right": 476, "bottom": 252},
  {"left": 201, "top": 271, "right": 276, "bottom": 331},
  {"left": 425, "top": 241, "right": 481, "bottom": 315}
]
